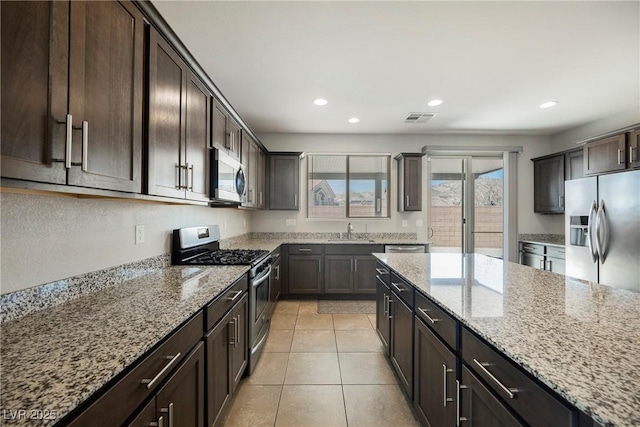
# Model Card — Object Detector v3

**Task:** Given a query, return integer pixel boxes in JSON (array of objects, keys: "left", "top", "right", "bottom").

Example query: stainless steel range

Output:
[{"left": 172, "top": 225, "right": 272, "bottom": 374}]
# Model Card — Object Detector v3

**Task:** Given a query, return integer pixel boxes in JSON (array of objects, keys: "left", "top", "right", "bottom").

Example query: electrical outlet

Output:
[
  {"left": 401, "top": 220, "right": 408, "bottom": 227},
  {"left": 135, "top": 225, "right": 145, "bottom": 245},
  {"left": 286, "top": 219, "right": 296, "bottom": 226},
  {"left": 416, "top": 220, "right": 424, "bottom": 227}
]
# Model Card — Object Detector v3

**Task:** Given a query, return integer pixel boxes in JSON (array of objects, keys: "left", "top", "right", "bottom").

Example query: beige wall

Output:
[
  {"left": 0, "top": 192, "right": 250, "bottom": 294},
  {"left": 255, "top": 132, "right": 564, "bottom": 239}
]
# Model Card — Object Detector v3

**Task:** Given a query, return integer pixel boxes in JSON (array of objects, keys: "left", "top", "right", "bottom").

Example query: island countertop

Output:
[{"left": 373, "top": 252, "right": 640, "bottom": 427}]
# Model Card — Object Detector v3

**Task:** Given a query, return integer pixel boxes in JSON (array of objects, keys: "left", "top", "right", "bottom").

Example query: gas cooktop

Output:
[{"left": 188, "top": 249, "right": 269, "bottom": 266}]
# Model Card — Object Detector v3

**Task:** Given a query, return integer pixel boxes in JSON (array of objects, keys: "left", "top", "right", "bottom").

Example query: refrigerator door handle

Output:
[
  {"left": 595, "top": 200, "right": 609, "bottom": 263},
  {"left": 588, "top": 200, "right": 599, "bottom": 263}
]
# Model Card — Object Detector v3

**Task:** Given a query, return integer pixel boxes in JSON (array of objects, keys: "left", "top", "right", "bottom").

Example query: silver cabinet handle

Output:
[
  {"left": 443, "top": 364, "right": 454, "bottom": 407},
  {"left": 142, "top": 353, "right": 182, "bottom": 389},
  {"left": 318, "top": 260, "right": 322, "bottom": 273},
  {"left": 547, "top": 260, "right": 552, "bottom": 271},
  {"left": 630, "top": 145, "right": 637, "bottom": 163},
  {"left": 387, "top": 298, "right": 393, "bottom": 320},
  {"left": 228, "top": 290, "right": 243, "bottom": 302},
  {"left": 522, "top": 246, "right": 536, "bottom": 251},
  {"left": 81, "top": 121, "right": 89, "bottom": 172},
  {"left": 65, "top": 114, "right": 73, "bottom": 169},
  {"left": 406, "top": 195, "right": 409, "bottom": 207},
  {"left": 237, "top": 314, "right": 241, "bottom": 346},
  {"left": 595, "top": 200, "right": 609, "bottom": 263},
  {"left": 175, "top": 164, "right": 182, "bottom": 190},
  {"left": 391, "top": 282, "right": 404, "bottom": 293},
  {"left": 160, "top": 403, "right": 174, "bottom": 427},
  {"left": 298, "top": 248, "right": 312, "bottom": 252},
  {"left": 294, "top": 194, "right": 298, "bottom": 207},
  {"left": 259, "top": 191, "right": 263, "bottom": 206},
  {"left": 588, "top": 200, "right": 599, "bottom": 262},
  {"left": 150, "top": 416, "right": 164, "bottom": 427},
  {"left": 472, "top": 359, "right": 518, "bottom": 399},
  {"left": 383, "top": 294, "right": 389, "bottom": 316},
  {"left": 417, "top": 307, "right": 440, "bottom": 323},
  {"left": 456, "top": 380, "right": 468, "bottom": 426},
  {"left": 229, "top": 318, "right": 237, "bottom": 346},
  {"left": 350, "top": 259, "right": 354, "bottom": 272},
  {"left": 617, "top": 148, "right": 624, "bottom": 165},
  {"left": 354, "top": 258, "right": 358, "bottom": 272},
  {"left": 539, "top": 259, "right": 545, "bottom": 270},
  {"left": 275, "top": 265, "right": 280, "bottom": 280},
  {"left": 558, "top": 195, "right": 564, "bottom": 209},
  {"left": 390, "top": 246, "right": 422, "bottom": 251},
  {"left": 188, "top": 163, "right": 194, "bottom": 191},
  {"left": 376, "top": 198, "right": 381, "bottom": 212},
  {"left": 375, "top": 268, "right": 388, "bottom": 275}
]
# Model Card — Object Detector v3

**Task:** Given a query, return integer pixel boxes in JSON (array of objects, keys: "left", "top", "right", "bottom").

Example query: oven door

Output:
[
  {"left": 252, "top": 265, "right": 271, "bottom": 329},
  {"left": 211, "top": 148, "right": 246, "bottom": 203}
]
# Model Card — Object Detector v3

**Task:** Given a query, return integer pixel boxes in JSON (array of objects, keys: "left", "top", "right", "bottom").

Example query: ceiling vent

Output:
[{"left": 404, "top": 112, "right": 437, "bottom": 124}]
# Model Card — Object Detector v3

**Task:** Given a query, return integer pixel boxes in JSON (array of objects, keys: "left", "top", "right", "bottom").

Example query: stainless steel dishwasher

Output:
[{"left": 384, "top": 244, "right": 426, "bottom": 253}]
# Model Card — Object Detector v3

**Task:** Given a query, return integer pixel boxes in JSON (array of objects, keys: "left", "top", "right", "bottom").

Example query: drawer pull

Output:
[
  {"left": 142, "top": 353, "right": 182, "bottom": 389},
  {"left": 387, "top": 298, "right": 393, "bottom": 320},
  {"left": 456, "top": 380, "right": 468, "bottom": 426},
  {"left": 298, "top": 248, "right": 312, "bottom": 252},
  {"left": 375, "top": 268, "right": 388, "bottom": 275},
  {"left": 391, "top": 282, "right": 405, "bottom": 293},
  {"left": 150, "top": 416, "right": 164, "bottom": 427},
  {"left": 228, "top": 290, "right": 243, "bottom": 302},
  {"left": 443, "top": 364, "right": 454, "bottom": 407},
  {"left": 472, "top": 359, "right": 518, "bottom": 399},
  {"left": 522, "top": 246, "right": 537, "bottom": 251},
  {"left": 417, "top": 307, "right": 440, "bottom": 323}
]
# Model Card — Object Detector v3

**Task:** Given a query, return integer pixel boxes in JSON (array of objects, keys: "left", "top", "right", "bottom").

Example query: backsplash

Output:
[
  {"left": 1, "top": 254, "right": 171, "bottom": 323},
  {"left": 243, "top": 232, "right": 418, "bottom": 241}
]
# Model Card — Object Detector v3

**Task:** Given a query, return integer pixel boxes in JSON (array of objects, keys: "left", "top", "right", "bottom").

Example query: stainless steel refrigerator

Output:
[{"left": 565, "top": 169, "right": 640, "bottom": 292}]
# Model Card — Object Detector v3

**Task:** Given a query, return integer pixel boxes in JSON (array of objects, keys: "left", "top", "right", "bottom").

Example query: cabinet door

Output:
[
  {"left": 375, "top": 278, "right": 391, "bottom": 353},
  {"left": 67, "top": 0, "right": 143, "bottom": 192},
  {"left": 546, "top": 257, "right": 565, "bottom": 275},
  {"left": 246, "top": 140, "right": 259, "bottom": 207},
  {"left": 520, "top": 252, "right": 545, "bottom": 270},
  {"left": 353, "top": 255, "right": 378, "bottom": 294},
  {"left": 185, "top": 71, "right": 211, "bottom": 202},
  {"left": 1, "top": 1, "right": 68, "bottom": 184},
  {"left": 205, "top": 315, "right": 232, "bottom": 427},
  {"left": 390, "top": 292, "right": 414, "bottom": 399},
  {"left": 324, "top": 255, "right": 353, "bottom": 293},
  {"left": 565, "top": 149, "right": 584, "bottom": 180},
  {"left": 534, "top": 155, "right": 564, "bottom": 213},
  {"left": 227, "top": 118, "right": 242, "bottom": 160},
  {"left": 269, "top": 155, "right": 300, "bottom": 210},
  {"left": 257, "top": 149, "right": 267, "bottom": 209},
  {"left": 126, "top": 399, "right": 156, "bottom": 427},
  {"left": 148, "top": 28, "right": 187, "bottom": 198},
  {"left": 414, "top": 318, "right": 456, "bottom": 427},
  {"left": 628, "top": 130, "right": 640, "bottom": 170},
  {"left": 212, "top": 100, "right": 228, "bottom": 151},
  {"left": 584, "top": 134, "right": 626, "bottom": 175},
  {"left": 398, "top": 155, "right": 422, "bottom": 211},
  {"left": 271, "top": 256, "right": 282, "bottom": 303},
  {"left": 230, "top": 294, "right": 248, "bottom": 394},
  {"left": 156, "top": 342, "right": 205, "bottom": 427},
  {"left": 288, "top": 255, "right": 323, "bottom": 293},
  {"left": 459, "top": 365, "right": 524, "bottom": 427}
]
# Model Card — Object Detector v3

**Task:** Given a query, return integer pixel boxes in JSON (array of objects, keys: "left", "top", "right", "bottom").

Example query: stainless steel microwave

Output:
[{"left": 210, "top": 148, "right": 246, "bottom": 204}]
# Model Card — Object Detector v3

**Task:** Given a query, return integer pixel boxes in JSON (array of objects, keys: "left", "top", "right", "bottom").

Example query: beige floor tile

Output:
[
  {"left": 271, "top": 314, "right": 297, "bottom": 330},
  {"left": 338, "top": 353, "right": 398, "bottom": 384},
  {"left": 333, "top": 314, "right": 374, "bottom": 330},
  {"left": 219, "top": 384, "right": 282, "bottom": 427},
  {"left": 284, "top": 352, "right": 341, "bottom": 384},
  {"left": 297, "top": 300, "right": 318, "bottom": 314},
  {"left": 273, "top": 301, "right": 300, "bottom": 315},
  {"left": 275, "top": 385, "right": 347, "bottom": 427},
  {"left": 290, "top": 330, "right": 337, "bottom": 353},
  {"left": 343, "top": 384, "right": 419, "bottom": 427},
  {"left": 295, "top": 314, "right": 334, "bottom": 330},
  {"left": 367, "top": 313, "right": 377, "bottom": 328},
  {"left": 245, "top": 352, "right": 289, "bottom": 385},
  {"left": 263, "top": 330, "right": 294, "bottom": 353},
  {"left": 335, "top": 329, "right": 385, "bottom": 353}
]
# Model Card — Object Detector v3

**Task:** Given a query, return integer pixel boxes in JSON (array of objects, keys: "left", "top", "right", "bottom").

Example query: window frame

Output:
[{"left": 307, "top": 153, "right": 391, "bottom": 219}]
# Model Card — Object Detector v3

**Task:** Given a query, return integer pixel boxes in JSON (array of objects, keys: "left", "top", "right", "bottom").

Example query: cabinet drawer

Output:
[
  {"left": 288, "top": 244, "right": 323, "bottom": 255},
  {"left": 461, "top": 328, "right": 574, "bottom": 427},
  {"left": 519, "top": 242, "right": 544, "bottom": 255},
  {"left": 415, "top": 292, "right": 457, "bottom": 350},
  {"left": 324, "top": 244, "right": 384, "bottom": 255},
  {"left": 375, "top": 262, "right": 390, "bottom": 286},
  {"left": 206, "top": 274, "right": 248, "bottom": 330},
  {"left": 390, "top": 272, "right": 414, "bottom": 308},
  {"left": 546, "top": 246, "right": 566, "bottom": 259},
  {"left": 68, "top": 311, "right": 203, "bottom": 427}
]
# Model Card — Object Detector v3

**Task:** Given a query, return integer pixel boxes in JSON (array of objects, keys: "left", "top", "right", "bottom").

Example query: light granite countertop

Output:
[
  {"left": 0, "top": 264, "right": 248, "bottom": 426},
  {"left": 518, "top": 233, "right": 566, "bottom": 248},
  {"left": 373, "top": 252, "right": 640, "bottom": 427}
]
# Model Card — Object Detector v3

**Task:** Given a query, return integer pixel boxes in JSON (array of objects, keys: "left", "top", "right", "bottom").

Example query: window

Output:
[{"left": 307, "top": 154, "right": 390, "bottom": 218}]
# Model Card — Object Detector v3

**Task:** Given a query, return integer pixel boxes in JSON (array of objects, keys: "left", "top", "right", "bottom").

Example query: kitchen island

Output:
[{"left": 374, "top": 252, "right": 640, "bottom": 427}]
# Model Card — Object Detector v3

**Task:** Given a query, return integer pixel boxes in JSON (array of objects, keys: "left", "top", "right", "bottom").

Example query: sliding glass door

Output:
[{"left": 428, "top": 156, "right": 504, "bottom": 258}]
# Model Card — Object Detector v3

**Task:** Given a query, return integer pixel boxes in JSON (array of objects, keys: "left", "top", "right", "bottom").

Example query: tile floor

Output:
[{"left": 219, "top": 299, "right": 420, "bottom": 427}]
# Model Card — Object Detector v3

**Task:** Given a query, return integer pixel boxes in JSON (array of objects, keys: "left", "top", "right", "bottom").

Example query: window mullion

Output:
[{"left": 346, "top": 155, "right": 350, "bottom": 218}]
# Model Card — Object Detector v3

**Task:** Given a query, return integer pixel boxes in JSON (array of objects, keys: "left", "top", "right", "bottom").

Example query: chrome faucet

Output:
[{"left": 347, "top": 222, "right": 353, "bottom": 240}]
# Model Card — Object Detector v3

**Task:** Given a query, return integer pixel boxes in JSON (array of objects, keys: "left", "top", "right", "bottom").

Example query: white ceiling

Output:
[{"left": 152, "top": 1, "right": 640, "bottom": 136}]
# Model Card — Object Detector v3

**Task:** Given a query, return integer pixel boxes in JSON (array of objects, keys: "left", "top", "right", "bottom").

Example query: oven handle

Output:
[{"left": 252, "top": 265, "right": 272, "bottom": 287}]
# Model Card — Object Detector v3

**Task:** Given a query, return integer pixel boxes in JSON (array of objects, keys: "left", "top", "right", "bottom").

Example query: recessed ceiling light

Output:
[
  {"left": 539, "top": 101, "right": 558, "bottom": 108},
  {"left": 427, "top": 99, "right": 443, "bottom": 107},
  {"left": 348, "top": 118, "right": 360, "bottom": 123},
  {"left": 313, "top": 98, "right": 328, "bottom": 106}
]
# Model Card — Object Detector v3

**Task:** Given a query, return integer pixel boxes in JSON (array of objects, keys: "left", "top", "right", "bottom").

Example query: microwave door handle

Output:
[{"left": 587, "top": 200, "right": 598, "bottom": 263}]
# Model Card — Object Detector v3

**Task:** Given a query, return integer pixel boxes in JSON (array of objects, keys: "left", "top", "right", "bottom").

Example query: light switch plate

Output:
[
  {"left": 286, "top": 219, "right": 296, "bottom": 226},
  {"left": 135, "top": 225, "right": 145, "bottom": 245},
  {"left": 402, "top": 220, "right": 408, "bottom": 227},
  {"left": 416, "top": 220, "right": 424, "bottom": 227}
]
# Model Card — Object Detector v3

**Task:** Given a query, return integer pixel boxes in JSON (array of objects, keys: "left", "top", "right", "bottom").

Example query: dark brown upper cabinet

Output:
[
  {"left": 396, "top": 153, "right": 422, "bottom": 211},
  {"left": 212, "top": 99, "right": 241, "bottom": 160},
  {"left": 628, "top": 130, "right": 640, "bottom": 170},
  {"left": 533, "top": 154, "right": 565, "bottom": 213},
  {"left": 241, "top": 134, "right": 262, "bottom": 209},
  {"left": 147, "top": 27, "right": 211, "bottom": 202},
  {"left": 269, "top": 153, "right": 301, "bottom": 210},
  {"left": 1, "top": 0, "right": 144, "bottom": 193},
  {"left": 583, "top": 133, "right": 627, "bottom": 176}
]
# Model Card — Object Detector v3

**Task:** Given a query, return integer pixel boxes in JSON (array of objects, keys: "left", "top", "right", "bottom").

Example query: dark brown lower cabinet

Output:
[
  {"left": 353, "top": 255, "right": 378, "bottom": 293},
  {"left": 459, "top": 365, "right": 524, "bottom": 427},
  {"left": 414, "top": 317, "right": 456, "bottom": 427},
  {"left": 205, "top": 294, "right": 248, "bottom": 427},
  {"left": 288, "top": 255, "right": 323, "bottom": 293},
  {"left": 375, "top": 276, "right": 391, "bottom": 353},
  {"left": 324, "top": 255, "right": 353, "bottom": 293},
  {"left": 390, "top": 291, "right": 413, "bottom": 399},
  {"left": 126, "top": 399, "right": 155, "bottom": 427}
]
